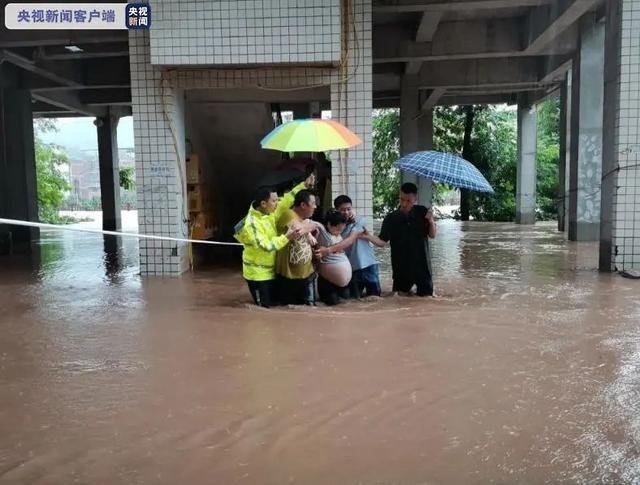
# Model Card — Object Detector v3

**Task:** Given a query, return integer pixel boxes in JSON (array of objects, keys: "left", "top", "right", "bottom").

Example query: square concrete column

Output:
[
  {"left": 329, "top": 0, "right": 373, "bottom": 220},
  {"left": 129, "top": 31, "right": 188, "bottom": 275},
  {"left": 563, "top": 70, "right": 573, "bottom": 233},
  {"left": 400, "top": 76, "right": 433, "bottom": 206},
  {"left": 0, "top": 83, "right": 39, "bottom": 249},
  {"left": 558, "top": 76, "right": 569, "bottom": 232},
  {"left": 96, "top": 112, "right": 121, "bottom": 231},
  {"left": 516, "top": 102, "right": 537, "bottom": 225},
  {"left": 600, "top": 0, "right": 640, "bottom": 272},
  {"left": 568, "top": 17, "right": 605, "bottom": 241}
]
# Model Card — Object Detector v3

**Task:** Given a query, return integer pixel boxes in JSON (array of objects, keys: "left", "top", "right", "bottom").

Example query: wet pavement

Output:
[{"left": 1, "top": 220, "right": 639, "bottom": 484}]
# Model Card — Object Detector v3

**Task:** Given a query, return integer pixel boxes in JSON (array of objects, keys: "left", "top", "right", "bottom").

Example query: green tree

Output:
[
  {"left": 372, "top": 103, "right": 560, "bottom": 222},
  {"left": 34, "top": 120, "right": 72, "bottom": 223},
  {"left": 432, "top": 106, "right": 469, "bottom": 208},
  {"left": 372, "top": 108, "right": 401, "bottom": 216},
  {"left": 536, "top": 97, "right": 560, "bottom": 220},
  {"left": 372, "top": 108, "right": 454, "bottom": 216},
  {"left": 432, "top": 105, "right": 516, "bottom": 221},
  {"left": 467, "top": 108, "right": 518, "bottom": 221},
  {"left": 119, "top": 166, "right": 136, "bottom": 191},
  {"left": 433, "top": 107, "right": 465, "bottom": 153}
]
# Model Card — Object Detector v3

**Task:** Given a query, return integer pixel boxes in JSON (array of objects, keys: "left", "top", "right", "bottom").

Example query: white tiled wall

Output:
[
  {"left": 130, "top": 1, "right": 373, "bottom": 275},
  {"left": 149, "top": 0, "right": 341, "bottom": 66},
  {"left": 330, "top": 0, "right": 373, "bottom": 220},
  {"left": 612, "top": 0, "right": 640, "bottom": 270},
  {"left": 130, "top": 31, "right": 189, "bottom": 276}
]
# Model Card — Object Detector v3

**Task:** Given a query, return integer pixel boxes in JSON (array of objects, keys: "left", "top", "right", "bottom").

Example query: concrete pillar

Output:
[
  {"left": 516, "top": 102, "right": 537, "bottom": 225},
  {"left": 130, "top": 31, "right": 188, "bottom": 276},
  {"left": 600, "top": 0, "right": 640, "bottom": 272},
  {"left": 568, "top": 17, "right": 605, "bottom": 241},
  {"left": 95, "top": 112, "right": 121, "bottom": 231},
  {"left": 329, "top": 0, "right": 373, "bottom": 219},
  {"left": 417, "top": 109, "right": 434, "bottom": 206},
  {"left": 400, "top": 76, "right": 433, "bottom": 206},
  {"left": 0, "top": 82, "right": 39, "bottom": 250},
  {"left": 558, "top": 77, "right": 569, "bottom": 232},
  {"left": 563, "top": 70, "right": 573, "bottom": 233},
  {"left": 103, "top": 234, "right": 122, "bottom": 280},
  {"left": 400, "top": 78, "right": 419, "bottom": 188}
]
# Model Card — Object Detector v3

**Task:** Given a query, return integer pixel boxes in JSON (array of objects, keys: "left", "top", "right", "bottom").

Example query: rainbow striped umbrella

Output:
[{"left": 260, "top": 119, "right": 362, "bottom": 152}]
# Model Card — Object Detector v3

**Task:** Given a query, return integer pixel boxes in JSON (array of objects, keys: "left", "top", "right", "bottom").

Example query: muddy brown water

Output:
[{"left": 1, "top": 221, "right": 639, "bottom": 484}]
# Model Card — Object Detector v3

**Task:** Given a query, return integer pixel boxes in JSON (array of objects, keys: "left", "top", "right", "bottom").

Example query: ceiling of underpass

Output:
[
  {"left": 0, "top": 0, "right": 605, "bottom": 117},
  {"left": 0, "top": 24, "right": 131, "bottom": 118},
  {"left": 372, "top": 0, "right": 606, "bottom": 108}
]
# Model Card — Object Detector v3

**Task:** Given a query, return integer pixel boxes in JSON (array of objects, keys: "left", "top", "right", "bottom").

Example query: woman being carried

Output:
[{"left": 311, "top": 210, "right": 363, "bottom": 306}]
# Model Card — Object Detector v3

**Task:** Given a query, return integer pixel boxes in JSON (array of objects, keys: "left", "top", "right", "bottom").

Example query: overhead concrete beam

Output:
[
  {"left": 528, "top": 86, "right": 561, "bottom": 105},
  {"left": 439, "top": 93, "right": 518, "bottom": 105},
  {"left": 32, "top": 90, "right": 107, "bottom": 117},
  {"left": 108, "top": 105, "right": 132, "bottom": 117},
  {"left": 0, "top": 30, "right": 127, "bottom": 48},
  {"left": 24, "top": 58, "right": 131, "bottom": 91},
  {"left": 375, "top": 19, "right": 524, "bottom": 63},
  {"left": 36, "top": 42, "right": 129, "bottom": 61},
  {"left": 40, "top": 50, "right": 129, "bottom": 61},
  {"left": 405, "top": 61, "right": 423, "bottom": 75},
  {"left": 373, "top": 90, "right": 399, "bottom": 100},
  {"left": 405, "top": 12, "right": 443, "bottom": 74},
  {"left": 27, "top": 79, "right": 130, "bottom": 92},
  {"left": 373, "top": 92, "right": 539, "bottom": 107},
  {"left": 540, "top": 55, "right": 573, "bottom": 83},
  {"left": 374, "top": 72, "right": 403, "bottom": 92},
  {"left": 373, "top": 0, "right": 554, "bottom": 13},
  {"left": 79, "top": 88, "right": 131, "bottom": 106},
  {"left": 415, "top": 57, "right": 544, "bottom": 89},
  {"left": 416, "top": 11, "right": 443, "bottom": 40},
  {"left": 373, "top": 97, "right": 400, "bottom": 109},
  {"left": 83, "top": 57, "right": 131, "bottom": 88},
  {"left": 375, "top": 55, "right": 565, "bottom": 94},
  {"left": 525, "top": 0, "right": 601, "bottom": 54},
  {"left": 31, "top": 101, "right": 76, "bottom": 116},
  {"left": 33, "top": 111, "right": 88, "bottom": 118},
  {"left": 420, "top": 88, "right": 446, "bottom": 110},
  {"left": 2, "top": 50, "right": 83, "bottom": 87},
  {"left": 446, "top": 86, "right": 539, "bottom": 96}
]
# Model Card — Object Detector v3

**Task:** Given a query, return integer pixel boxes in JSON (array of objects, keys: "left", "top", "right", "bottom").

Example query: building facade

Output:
[{"left": 129, "top": 0, "right": 372, "bottom": 275}]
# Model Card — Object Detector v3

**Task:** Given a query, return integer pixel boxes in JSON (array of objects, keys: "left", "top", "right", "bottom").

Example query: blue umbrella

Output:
[{"left": 394, "top": 150, "right": 494, "bottom": 193}]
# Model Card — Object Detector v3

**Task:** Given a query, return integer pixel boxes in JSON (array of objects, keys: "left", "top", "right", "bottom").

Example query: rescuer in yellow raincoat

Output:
[{"left": 234, "top": 173, "right": 315, "bottom": 307}]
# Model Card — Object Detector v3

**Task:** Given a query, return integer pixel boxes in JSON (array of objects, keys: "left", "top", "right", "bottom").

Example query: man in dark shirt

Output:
[{"left": 364, "top": 182, "right": 437, "bottom": 296}]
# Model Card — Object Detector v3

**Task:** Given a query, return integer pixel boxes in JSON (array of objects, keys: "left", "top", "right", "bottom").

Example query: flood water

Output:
[{"left": 1, "top": 220, "right": 639, "bottom": 484}]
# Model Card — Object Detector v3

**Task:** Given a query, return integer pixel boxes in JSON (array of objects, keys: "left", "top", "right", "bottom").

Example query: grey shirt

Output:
[{"left": 316, "top": 226, "right": 350, "bottom": 265}]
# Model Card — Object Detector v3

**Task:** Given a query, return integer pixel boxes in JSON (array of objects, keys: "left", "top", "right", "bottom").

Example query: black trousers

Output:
[
  {"left": 392, "top": 272, "right": 433, "bottom": 296},
  {"left": 276, "top": 274, "right": 316, "bottom": 305},
  {"left": 317, "top": 275, "right": 350, "bottom": 306},
  {"left": 246, "top": 279, "right": 276, "bottom": 307}
]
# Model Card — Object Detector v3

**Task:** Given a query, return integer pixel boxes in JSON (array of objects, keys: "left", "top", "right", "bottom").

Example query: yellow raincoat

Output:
[{"left": 234, "top": 182, "right": 306, "bottom": 281}]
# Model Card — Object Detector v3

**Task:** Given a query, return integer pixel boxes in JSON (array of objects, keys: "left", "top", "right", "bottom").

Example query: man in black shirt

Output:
[{"left": 364, "top": 182, "right": 437, "bottom": 296}]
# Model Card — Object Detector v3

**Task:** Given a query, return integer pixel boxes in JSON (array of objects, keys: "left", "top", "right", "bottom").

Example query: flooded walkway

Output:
[{"left": 1, "top": 221, "right": 639, "bottom": 484}]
